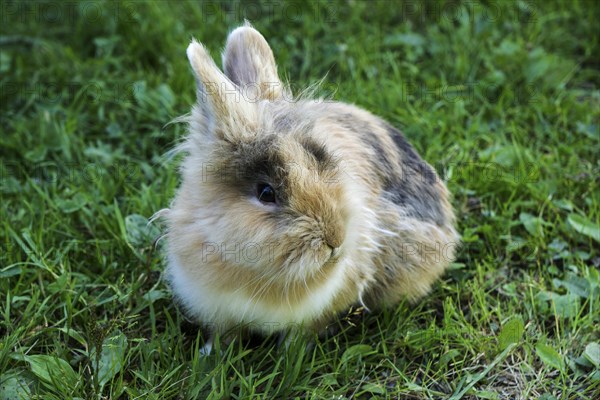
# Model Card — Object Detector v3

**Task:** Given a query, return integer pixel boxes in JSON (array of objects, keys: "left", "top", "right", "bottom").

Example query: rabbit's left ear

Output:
[{"left": 222, "top": 22, "right": 289, "bottom": 101}]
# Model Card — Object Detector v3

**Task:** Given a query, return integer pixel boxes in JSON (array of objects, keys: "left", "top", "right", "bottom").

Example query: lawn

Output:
[{"left": 1, "top": 0, "right": 599, "bottom": 399}]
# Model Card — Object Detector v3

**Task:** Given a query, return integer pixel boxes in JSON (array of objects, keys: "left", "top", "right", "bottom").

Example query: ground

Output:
[{"left": 1, "top": 1, "right": 599, "bottom": 399}]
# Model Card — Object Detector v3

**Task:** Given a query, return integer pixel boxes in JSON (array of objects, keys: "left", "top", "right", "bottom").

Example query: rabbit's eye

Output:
[{"left": 256, "top": 183, "right": 277, "bottom": 204}]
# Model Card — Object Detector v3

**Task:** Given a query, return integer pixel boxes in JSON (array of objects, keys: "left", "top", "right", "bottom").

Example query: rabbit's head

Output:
[{"left": 166, "top": 25, "right": 371, "bottom": 295}]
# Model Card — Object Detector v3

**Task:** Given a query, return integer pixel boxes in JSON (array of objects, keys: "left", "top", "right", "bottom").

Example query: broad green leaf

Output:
[
  {"left": 132, "top": 81, "right": 147, "bottom": 105},
  {"left": 553, "top": 199, "right": 574, "bottom": 211},
  {"left": 405, "top": 382, "right": 426, "bottom": 391},
  {"left": 537, "top": 291, "right": 581, "bottom": 318},
  {"left": 142, "top": 289, "right": 168, "bottom": 303},
  {"left": 125, "top": 214, "right": 160, "bottom": 247},
  {"left": 583, "top": 342, "right": 600, "bottom": 368},
  {"left": 567, "top": 214, "right": 600, "bottom": 242},
  {"left": 384, "top": 32, "right": 425, "bottom": 47},
  {"left": 524, "top": 48, "right": 552, "bottom": 82},
  {"left": 90, "top": 330, "right": 128, "bottom": 388},
  {"left": 55, "top": 193, "right": 88, "bottom": 213},
  {"left": 440, "top": 349, "right": 461, "bottom": 367},
  {"left": 320, "top": 374, "right": 337, "bottom": 386},
  {"left": 520, "top": 212, "right": 543, "bottom": 236},
  {"left": 106, "top": 122, "right": 123, "bottom": 138},
  {"left": 0, "top": 266, "right": 21, "bottom": 278},
  {"left": 360, "top": 382, "right": 386, "bottom": 395},
  {"left": 552, "top": 293, "right": 581, "bottom": 318},
  {"left": 498, "top": 317, "right": 524, "bottom": 350},
  {"left": 341, "top": 344, "right": 374, "bottom": 365},
  {"left": 156, "top": 84, "right": 176, "bottom": 110},
  {"left": 535, "top": 343, "right": 564, "bottom": 372},
  {"left": 576, "top": 121, "right": 599, "bottom": 140},
  {"left": 0, "top": 374, "right": 31, "bottom": 400},
  {"left": 548, "top": 238, "right": 567, "bottom": 252},
  {"left": 494, "top": 39, "right": 521, "bottom": 57},
  {"left": 25, "top": 355, "right": 78, "bottom": 388},
  {"left": 573, "top": 354, "right": 593, "bottom": 368},
  {"left": 553, "top": 274, "right": 590, "bottom": 298},
  {"left": 24, "top": 146, "right": 47, "bottom": 163},
  {"left": 0, "top": 51, "right": 10, "bottom": 74},
  {"left": 472, "top": 390, "right": 499, "bottom": 399},
  {"left": 586, "top": 267, "right": 599, "bottom": 294}
]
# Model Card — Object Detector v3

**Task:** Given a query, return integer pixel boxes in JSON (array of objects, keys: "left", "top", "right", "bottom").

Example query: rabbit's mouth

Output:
[{"left": 275, "top": 240, "right": 340, "bottom": 279}]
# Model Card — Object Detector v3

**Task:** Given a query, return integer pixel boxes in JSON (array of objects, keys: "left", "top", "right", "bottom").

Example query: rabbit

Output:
[{"left": 158, "top": 23, "right": 459, "bottom": 351}]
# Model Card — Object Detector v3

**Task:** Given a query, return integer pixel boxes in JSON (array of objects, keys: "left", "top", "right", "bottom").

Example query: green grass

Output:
[{"left": 1, "top": 0, "right": 599, "bottom": 398}]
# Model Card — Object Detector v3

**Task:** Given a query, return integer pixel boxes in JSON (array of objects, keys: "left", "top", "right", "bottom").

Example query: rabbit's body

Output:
[{"left": 162, "top": 24, "right": 459, "bottom": 338}]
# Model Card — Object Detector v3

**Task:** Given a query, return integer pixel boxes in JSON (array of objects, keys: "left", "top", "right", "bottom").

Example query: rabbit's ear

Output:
[
  {"left": 222, "top": 22, "right": 289, "bottom": 101},
  {"left": 187, "top": 40, "right": 254, "bottom": 136}
]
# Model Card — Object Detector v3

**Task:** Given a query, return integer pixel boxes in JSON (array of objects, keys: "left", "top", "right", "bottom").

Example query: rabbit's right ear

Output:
[
  {"left": 187, "top": 40, "right": 257, "bottom": 140},
  {"left": 222, "top": 23, "right": 289, "bottom": 101}
]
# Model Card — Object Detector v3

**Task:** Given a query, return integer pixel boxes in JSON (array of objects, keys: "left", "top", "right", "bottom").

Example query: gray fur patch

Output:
[
  {"left": 334, "top": 113, "right": 446, "bottom": 225},
  {"left": 381, "top": 123, "right": 446, "bottom": 226}
]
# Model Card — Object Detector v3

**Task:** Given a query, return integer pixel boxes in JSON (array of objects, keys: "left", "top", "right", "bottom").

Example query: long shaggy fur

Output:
[{"left": 161, "top": 24, "right": 460, "bottom": 337}]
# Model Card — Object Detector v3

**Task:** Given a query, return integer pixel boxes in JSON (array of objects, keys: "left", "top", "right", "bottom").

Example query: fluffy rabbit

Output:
[{"left": 160, "top": 23, "right": 459, "bottom": 346}]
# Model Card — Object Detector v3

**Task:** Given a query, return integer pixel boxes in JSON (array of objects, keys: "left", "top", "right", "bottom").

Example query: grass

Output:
[{"left": 1, "top": 0, "right": 599, "bottom": 398}]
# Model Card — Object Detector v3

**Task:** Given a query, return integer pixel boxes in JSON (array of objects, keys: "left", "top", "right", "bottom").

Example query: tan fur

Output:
[{"left": 161, "top": 24, "right": 459, "bottom": 337}]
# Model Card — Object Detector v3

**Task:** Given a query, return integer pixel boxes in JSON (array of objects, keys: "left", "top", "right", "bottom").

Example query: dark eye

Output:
[{"left": 256, "top": 183, "right": 277, "bottom": 204}]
